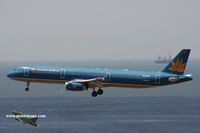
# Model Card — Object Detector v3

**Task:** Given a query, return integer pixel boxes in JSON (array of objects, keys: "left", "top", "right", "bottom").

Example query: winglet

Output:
[{"left": 162, "top": 49, "right": 191, "bottom": 75}]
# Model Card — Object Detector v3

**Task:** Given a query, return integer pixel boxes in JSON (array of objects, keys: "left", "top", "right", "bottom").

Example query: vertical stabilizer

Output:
[{"left": 162, "top": 49, "right": 191, "bottom": 75}]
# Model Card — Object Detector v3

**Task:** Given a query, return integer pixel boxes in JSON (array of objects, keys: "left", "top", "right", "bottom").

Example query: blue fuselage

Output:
[{"left": 7, "top": 65, "right": 192, "bottom": 88}]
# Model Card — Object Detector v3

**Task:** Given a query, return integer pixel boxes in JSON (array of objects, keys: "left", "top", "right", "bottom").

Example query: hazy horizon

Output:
[{"left": 0, "top": 0, "right": 200, "bottom": 61}]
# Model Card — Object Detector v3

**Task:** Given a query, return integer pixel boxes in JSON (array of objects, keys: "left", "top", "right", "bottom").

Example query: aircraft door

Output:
[
  {"left": 24, "top": 68, "right": 29, "bottom": 77},
  {"left": 105, "top": 72, "right": 111, "bottom": 81},
  {"left": 155, "top": 74, "right": 160, "bottom": 84},
  {"left": 60, "top": 69, "right": 65, "bottom": 79}
]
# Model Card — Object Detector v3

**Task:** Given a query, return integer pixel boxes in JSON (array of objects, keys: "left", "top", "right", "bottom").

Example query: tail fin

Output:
[{"left": 162, "top": 49, "right": 191, "bottom": 75}]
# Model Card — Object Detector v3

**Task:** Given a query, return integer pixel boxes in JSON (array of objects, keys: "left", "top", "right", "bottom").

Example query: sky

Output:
[{"left": 0, "top": 0, "right": 199, "bottom": 61}]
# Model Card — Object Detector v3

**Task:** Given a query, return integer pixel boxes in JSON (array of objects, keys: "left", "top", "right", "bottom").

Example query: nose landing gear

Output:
[{"left": 25, "top": 82, "right": 30, "bottom": 92}]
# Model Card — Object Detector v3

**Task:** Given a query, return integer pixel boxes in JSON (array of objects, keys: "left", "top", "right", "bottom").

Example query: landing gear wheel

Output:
[
  {"left": 25, "top": 81, "right": 30, "bottom": 92},
  {"left": 97, "top": 88, "right": 103, "bottom": 95},
  {"left": 25, "top": 88, "right": 29, "bottom": 92},
  {"left": 92, "top": 91, "right": 98, "bottom": 97}
]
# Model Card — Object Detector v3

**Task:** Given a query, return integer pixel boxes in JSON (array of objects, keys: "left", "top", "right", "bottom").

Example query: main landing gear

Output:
[
  {"left": 25, "top": 82, "right": 30, "bottom": 92},
  {"left": 92, "top": 88, "right": 103, "bottom": 97}
]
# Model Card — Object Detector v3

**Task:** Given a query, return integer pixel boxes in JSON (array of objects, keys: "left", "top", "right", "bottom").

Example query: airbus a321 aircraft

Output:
[{"left": 7, "top": 49, "right": 192, "bottom": 97}]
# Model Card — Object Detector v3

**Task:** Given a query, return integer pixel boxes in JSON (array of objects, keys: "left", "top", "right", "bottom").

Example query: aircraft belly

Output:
[
  {"left": 10, "top": 77, "right": 66, "bottom": 84},
  {"left": 103, "top": 83, "right": 154, "bottom": 88}
]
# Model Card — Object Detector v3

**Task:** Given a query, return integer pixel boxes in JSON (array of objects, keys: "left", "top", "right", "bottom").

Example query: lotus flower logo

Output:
[{"left": 169, "top": 59, "right": 186, "bottom": 72}]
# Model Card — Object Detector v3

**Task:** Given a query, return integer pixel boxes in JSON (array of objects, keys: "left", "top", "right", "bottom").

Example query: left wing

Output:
[{"left": 71, "top": 77, "right": 105, "bottom": 88}]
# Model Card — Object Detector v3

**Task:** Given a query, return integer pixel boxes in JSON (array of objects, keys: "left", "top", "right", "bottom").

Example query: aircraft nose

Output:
[{"left": 7, "top": 72, "right": 15, "bottom": 78}]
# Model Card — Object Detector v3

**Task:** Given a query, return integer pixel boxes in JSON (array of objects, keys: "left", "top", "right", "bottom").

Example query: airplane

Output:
[
  {"left": 12, "top": 111, "right": 38, "bottom": 127},
  {"left": 7, "top": 49, "right": 192, "bottom": 97}
]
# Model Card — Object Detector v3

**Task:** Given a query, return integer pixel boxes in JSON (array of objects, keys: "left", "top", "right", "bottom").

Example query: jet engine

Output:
[{"left": 65, "top": 82, "right": 87, "bottom": 91}]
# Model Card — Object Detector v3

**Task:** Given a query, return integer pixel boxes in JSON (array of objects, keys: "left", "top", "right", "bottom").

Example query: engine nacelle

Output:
[{"left": 65, "top": 82, "right": 87, "bottom": 91}]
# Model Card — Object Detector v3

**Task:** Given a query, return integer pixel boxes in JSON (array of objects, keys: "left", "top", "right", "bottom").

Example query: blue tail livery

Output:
[{"left": 7, "top": 49, "right": 192, "bottom": 97}]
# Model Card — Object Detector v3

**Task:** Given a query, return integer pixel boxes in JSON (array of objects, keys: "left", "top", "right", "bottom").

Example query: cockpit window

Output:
[{"left": 13, "top": 67, "right": 23, "bottom": 72}]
